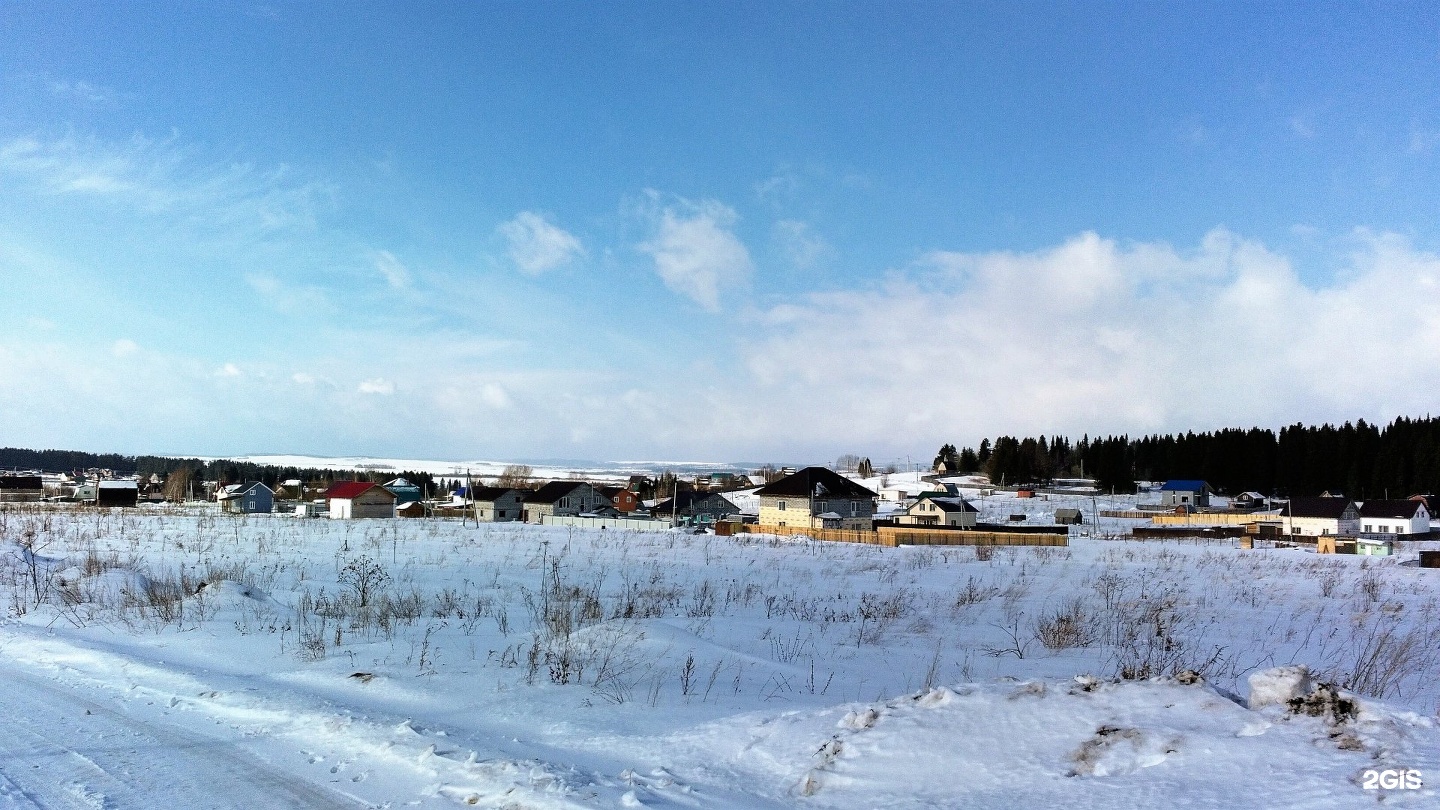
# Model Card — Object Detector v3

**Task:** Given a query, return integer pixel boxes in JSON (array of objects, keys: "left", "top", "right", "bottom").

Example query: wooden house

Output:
[{"left": 324, "top": 481, "right": 396, "bottom": 519}]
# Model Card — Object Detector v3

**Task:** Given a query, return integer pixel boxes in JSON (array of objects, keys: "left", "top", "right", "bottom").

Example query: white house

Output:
[
  {"left": 1281, "top": 497, "right": 1360, "bottom": 537},
  {"left": 1357, "top": 499, "right": 1430, "bottom": 536}
]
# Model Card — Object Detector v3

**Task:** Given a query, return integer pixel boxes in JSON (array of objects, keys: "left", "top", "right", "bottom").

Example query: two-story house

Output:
[{"left": 756, "top": 467, "right": 877, "bottom": 531}]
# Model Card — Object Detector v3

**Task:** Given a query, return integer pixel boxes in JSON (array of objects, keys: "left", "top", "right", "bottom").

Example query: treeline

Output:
[
  {"left": 0, "top": 447, "right": 437, "bottom": 493},
  {"left": 934, "top": 416, "right": 1440, "bottom": 497}
]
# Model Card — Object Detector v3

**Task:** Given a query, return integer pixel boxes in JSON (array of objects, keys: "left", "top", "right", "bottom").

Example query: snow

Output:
[
  {"left": 1248, "top": 665, "right": 1316, "bottom": 710},
  {"left": 2, "top": 500, "right": 1439, "bottom": 807}
]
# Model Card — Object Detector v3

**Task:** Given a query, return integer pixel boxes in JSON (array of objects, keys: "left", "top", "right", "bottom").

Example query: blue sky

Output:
[{"left": 3, "top": 2, "right": 1440, "bottom": 465}]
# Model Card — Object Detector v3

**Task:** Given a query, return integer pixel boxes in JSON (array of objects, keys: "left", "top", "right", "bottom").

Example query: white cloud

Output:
[
  {"left": 497, "top": 211, "right": 585, "bottom": 275},
  {"left": 110, "top": 339, "right": 139, "bottom": 357},
  {"left": 735, "top": 229, "right": 1440, "bottom": 454},
  {"left": 217, "top": 363, "right": 242, "bottom": 377},
  {"left": 358, "top": 378, "right": 395, "bottom": 395},
  {"left": 479, "top": 383, "right": 512, "bottom": 409},
  {"left": 637, "top": 195, "right": 754, "bottom": 311},
  {"left": 773, "top": 219, "right": 831, "bottom": 270},
  {"left": 292, "top": 372, "right": 315, "bottom": 385},
  {"left": 49, "top": 79, "right": 119, "bottom": 104},
  {"left": 373, "top": 250, "right": 411, "bottom": 288}
]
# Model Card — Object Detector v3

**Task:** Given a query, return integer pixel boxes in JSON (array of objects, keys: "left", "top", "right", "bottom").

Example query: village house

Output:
[
  {"left": 598, "top": 485, "right": 640, "bottom": 512},
  {"left": 897, "top": 495, "right": 978, "bottom": 528},
  {"left": 218, "top": 481, "right": 274, "bottom": 514},
  {"left": 383, "top": 477, "right": 424, "bottom": 505},
  {"left": 324, "top": 481, "right": 396, "bottom": 519},
  {"left": 756, "top": 467, "right": 877, "bottom": 531},
  {"left": 1281, "top": 497, "right": 1360, "bottom": 537},
  {"left": 650, "top": 490, "right": 741, "bottom": 525},
  {"left": 1159, "top": 480, "right": 1211, "bottom": 508},
  {"left": 1054, "top": 507, "right": 1084, "bottom": 525},
  {"left": 522, "top": 481, "right": 611, "bottom": 523},
  {"left": 471, "top": 486, "right": 525, "bottom": 522},
  {"left": 1230, "top": 491, "right": 1268, "bottom": 510},
  {"left": 1357, "top": 499, "right": 1431, "bottom": 536}
]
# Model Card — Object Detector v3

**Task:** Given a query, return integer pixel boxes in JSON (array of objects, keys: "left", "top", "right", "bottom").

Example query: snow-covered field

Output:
[{"left": 2, "top": 501, "right": 1439, "bottom": 808}]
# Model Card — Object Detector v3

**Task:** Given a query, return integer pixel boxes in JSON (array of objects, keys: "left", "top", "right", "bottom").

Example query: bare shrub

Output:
[
  {"left": 338, "top": 556, "right": 390, "bottom": 607},
  {"left": 1034, "top": 599, "right": 1094, "bottom": 651}
]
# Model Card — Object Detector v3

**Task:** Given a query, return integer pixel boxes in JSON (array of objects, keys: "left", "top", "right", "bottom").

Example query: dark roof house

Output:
[
  {"left": 754, "top": 467, "right": 876, "bottom": 500},
  {"left": 1358, "top": 499, "right": 1427, "bottom": 520},
  {"left": 1285, "top": 497, "right": 1356, "bottom": 519}
]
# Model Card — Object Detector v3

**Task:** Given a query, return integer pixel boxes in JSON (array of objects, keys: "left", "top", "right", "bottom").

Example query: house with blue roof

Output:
[{"left": 1159, "top": 480, "right": 1211, "bottom": 508}]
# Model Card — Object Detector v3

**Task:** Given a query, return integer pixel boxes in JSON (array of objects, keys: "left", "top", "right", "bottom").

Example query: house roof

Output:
[
  {"left": 1160, "top": 480, "right": 1210, "bottom": 493},
  {"left": 470, "top": 486, "right": 520, "bottom": 503},
  {"left": 384, "top": 478, "right": 419, "bottom": 489},
  {"left": 1285, "top": 497, "right": 1354, "bottom": 519},
  {"left": 325, "top": 481, "right": 392, "bottom": 500},
  {"left": 653, "top": 491, "right": 739, "bottom": 515},
  {"left": 912, "top": 496, "right": 977, "bottom": 514},
  {"left": 755, "top": 467, "right": 876, "bottom": 500},
  {"left": 98, "top": 480, "right": 138, "bottom": 490},
  {"left": 1358, "top": 499, "right": 1425, "bottom": 519},
  {"left": 524, "top": 480, "right": 592, "bottom": 504},
  {"left": 218, "top": 481, "right": 272, "bottom": 499}
]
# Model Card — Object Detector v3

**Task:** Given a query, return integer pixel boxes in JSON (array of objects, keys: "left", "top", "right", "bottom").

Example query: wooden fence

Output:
[{"left": 738, "top": 524, "right": 1067, "bottom": 548}]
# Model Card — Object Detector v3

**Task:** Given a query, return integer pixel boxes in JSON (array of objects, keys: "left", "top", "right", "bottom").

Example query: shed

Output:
[
  {"left": 96, "top": 480, "right": 138, "bottom": 508},
  {"left": 1054, "top": 508, "right": 1083, "bottom": 525},
  {"left": 396, "top": 501, "right": 426, "bottom": 518}
]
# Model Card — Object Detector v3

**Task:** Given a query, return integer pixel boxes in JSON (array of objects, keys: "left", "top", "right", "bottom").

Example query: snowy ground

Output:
[{"left": 2, "top": 501, "right": 1438, "bottom": 808}]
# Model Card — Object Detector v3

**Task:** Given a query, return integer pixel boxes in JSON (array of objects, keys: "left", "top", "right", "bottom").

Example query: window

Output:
[
  {"left": 1364, "top": 524, "right": 1372, "bottom": 533},
  {"left": 777, "top": 501, "right": 786, "bottom": 511}
]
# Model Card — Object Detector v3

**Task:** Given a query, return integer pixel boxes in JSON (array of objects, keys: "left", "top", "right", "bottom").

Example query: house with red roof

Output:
[{"left": 324, "top": 481, "right": 396, "bottom": 519}]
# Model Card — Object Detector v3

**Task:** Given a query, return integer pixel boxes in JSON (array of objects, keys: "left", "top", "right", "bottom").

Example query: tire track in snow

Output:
[{"left": 0, "top": 660, "right": 364, "bottom": 810}]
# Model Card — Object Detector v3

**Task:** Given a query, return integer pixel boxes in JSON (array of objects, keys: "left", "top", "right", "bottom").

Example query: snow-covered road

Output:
[{"left": 0, "top": 659, "right": 362, "bottom": 810}]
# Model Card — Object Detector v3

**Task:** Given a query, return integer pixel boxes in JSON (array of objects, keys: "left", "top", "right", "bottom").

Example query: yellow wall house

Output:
[
  {"left": 898, "top": 494, "right": 978, "bottom": 527},
  {"left": 756, "top": 466, "right": 877, "bottom": 531}
]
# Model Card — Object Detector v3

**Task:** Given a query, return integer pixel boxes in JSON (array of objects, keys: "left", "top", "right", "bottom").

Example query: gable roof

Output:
[
  {"left": 913, "top": 496, "right": 977, "bottom": 514},
  {"left": 325, "top": 481, "right": 391, "bottom": 500},
  {"left": 755, "top": 467, "right": 876, "bottom": 500},
  {"left": 470, "top": 486, "right": 521, "bottom": 503},
  {"left": 1160, "top": 480, "right": 1210, "bottom": 493},
  {"left": 1358, "top": 499, "right": 1426, "bottom": 519},
  {"left": 653, "top": 491, "right": 740, "bottom": 515},
  {"left": 219, "top": 481, "right": 272, "bottom": 499},
  {"left": 524, "top": 480, "right": 592, "bottom": 504},
  {"left": 1285, "top": 497, "right": 1354, "bottom": 519}
]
